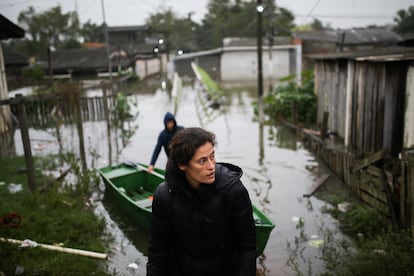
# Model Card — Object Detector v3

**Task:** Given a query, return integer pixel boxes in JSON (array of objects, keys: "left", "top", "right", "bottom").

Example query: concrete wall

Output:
[
  {"left": 220, "top": 45, "right": 297, "bottom": 82},
  {"left": 172, "top": 45, "right": 300, "bottom": 84},
  {"left": 135, "top": 54, "right": 166, "bottom": 79}
]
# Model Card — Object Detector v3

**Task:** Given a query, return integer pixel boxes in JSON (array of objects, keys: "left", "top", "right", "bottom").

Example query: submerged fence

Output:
[
  {"left": 0, "top": 82, "right": 120, "bottom": 191},
  {"left": 7, "top": 90, "right": 117, "bottom": 128},
  {"left": 285, "top": 122, "right": 414, "bottom": 239}
]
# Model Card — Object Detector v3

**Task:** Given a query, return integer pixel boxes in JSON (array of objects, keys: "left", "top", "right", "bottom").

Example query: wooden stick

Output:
[
  {"left": 0, "top": 237, "right": 107, "bottom": 259},
  {"left": 137, "top": 164, "right": 165, "bottom": 180},
  {"left": 303, "top": 174, "right": 331, "bottom": 197}
]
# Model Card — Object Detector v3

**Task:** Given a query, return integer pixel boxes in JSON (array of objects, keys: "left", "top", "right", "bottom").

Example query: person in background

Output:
[
  {"left": 147, "top": 112, "right": 184, "bottom": 173},
  {"left": 147, "top": 127, "right": 256, "bottom": 276}
]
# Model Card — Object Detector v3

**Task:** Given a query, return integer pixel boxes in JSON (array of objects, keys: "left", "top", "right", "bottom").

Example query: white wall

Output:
[
  {"left": 220, "top": 46, "right": 296, "bottom": 82},
  {"left": 135, "top": 55, "right": 166, "bottom": 80}
]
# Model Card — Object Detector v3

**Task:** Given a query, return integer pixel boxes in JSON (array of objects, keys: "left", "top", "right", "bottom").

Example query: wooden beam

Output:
[
  {"left": 351, "top": 149, "right": 386, "bottom": 173},
  {"left": 303, "top": 174, "right": 331, "bottom": 197},
  {"left": 0, "top": 237, "right": 107, "bottom": 259}
]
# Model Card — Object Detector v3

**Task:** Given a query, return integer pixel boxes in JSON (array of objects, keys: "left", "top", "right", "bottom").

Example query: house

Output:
[
  {"left": 306, "top": 46, "right": 414, "bottom": 232},
  {"left": 4, "top": 51, "right": 28, "bottom": 77},
  {"left": 173, "top": 36, "right": 301, "bottom": 85},
  {"left": 44, "top": 25, "right": 164, "bottom": 80},
  {"left": 0, "top": 14, "right": 25, "bottom": 157},
  {"left": 107, "top": 25, "right": 149, "bottom": 46},
  {"left": 310, "top": 46, "right": 414, "bottom": 157},
  {"left": 49, "top": 47, "right": 130, "bottom": 78},
  {"left": 294, "top": 28, "right": 403, "bottom": 70}
]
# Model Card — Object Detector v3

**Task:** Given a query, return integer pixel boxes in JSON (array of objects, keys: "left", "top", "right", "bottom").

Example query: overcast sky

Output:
[{"left": 1, "top": 0, "right": 413, "bottom": 30}]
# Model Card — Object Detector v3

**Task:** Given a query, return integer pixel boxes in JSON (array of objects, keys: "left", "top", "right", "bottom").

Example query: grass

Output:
[
  {"left": 287, "top": 176, "right": 414, "bottom": 276},
  {"left": 0, "top": 155, "right": 111, "bottom": 275}
]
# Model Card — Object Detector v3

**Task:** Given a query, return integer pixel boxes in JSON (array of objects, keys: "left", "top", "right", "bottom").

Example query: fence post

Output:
[
  {"left": 102, "top": 84, "right": 112, "bottom": 165},
  {"left": 407, "top": 154, "right": 414, "bottom": 240},
  {"left": 74, "top": 91, "right": 87, "bottom": 172},
  {"left": 15, "top": 94, "right": 36, "bottom": 192},
  {"left": 321, "top": 111, "right": 329, "bottom": 141}
]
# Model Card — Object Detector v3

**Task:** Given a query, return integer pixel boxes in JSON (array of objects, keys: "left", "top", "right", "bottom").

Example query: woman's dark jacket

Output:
[
  {"left": 147, "top": 162, "right": 256, "bottom": 276},
  {"left": 149, "top": 112, "right": 184, "bottom": 166}
]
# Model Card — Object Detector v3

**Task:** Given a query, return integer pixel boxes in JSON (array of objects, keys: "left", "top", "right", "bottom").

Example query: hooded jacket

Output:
[
  {"left": 147, "top": 163, "right": 256, "bottom": 276},
  {"left": 149, "top": 112, "right": 184, "bottom": 166}
]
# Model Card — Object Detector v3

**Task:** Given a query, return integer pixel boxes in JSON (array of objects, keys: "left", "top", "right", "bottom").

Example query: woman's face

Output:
[{"left": 179, "top": 142, "right": 216, "bottom": 189}]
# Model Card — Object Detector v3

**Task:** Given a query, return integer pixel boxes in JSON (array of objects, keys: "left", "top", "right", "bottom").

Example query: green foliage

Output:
[
  {"left": 263, "top": 70, "right": 317, "bottom": 125},
  {"left": 393, "top": 6, "right": 414, "bottom": 34},
  {"left": 339, "top": 204, "right": 387, "bottom": 238},
  {"left": 199, "top": 0, "right": 296, "bottom": 49},
  {"left": 289, "top": 196, "right": 414, "bottom": 276},
  {"left": 146, "top": 7, "right": 198, "bottom": 52},
  {"left": 18, "top": 5, "right": 81, "bottom": 57},
  {"left": 111, "top": 92, "right": 138, "bottom": 146},
  {"left": 22, "top": 64, "right": 46, "bottom": 83},
  {"left": 0, "top": 155, "right": 110, "bottom": 275},
  {"left": 81, "top": 20, "right": 105, "bottom": 43}
]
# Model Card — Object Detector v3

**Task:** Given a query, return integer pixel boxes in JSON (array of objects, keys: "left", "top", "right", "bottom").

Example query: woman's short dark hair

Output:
[{"left": 166, "top": 127, "right": 216, "bottom": 178}]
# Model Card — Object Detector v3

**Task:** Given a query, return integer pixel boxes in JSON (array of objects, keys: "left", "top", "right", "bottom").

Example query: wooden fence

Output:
[
  {"left": 0, "top": 82, "right": 117, "bottom": 191},
  {"left": 286, "top": 122, "right": 414, "bottom": 238},
  {"left": 7, "top": 90, "right": 117, "bottom": 128}
]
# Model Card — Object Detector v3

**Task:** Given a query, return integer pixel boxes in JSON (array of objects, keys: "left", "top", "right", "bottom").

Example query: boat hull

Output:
[{"left": 99, "top": 162, "right": 275, "bottom": 256}]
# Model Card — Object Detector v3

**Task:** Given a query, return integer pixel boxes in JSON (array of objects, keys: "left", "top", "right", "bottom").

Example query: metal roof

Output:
[
  {"left": 308, "top": 46, "right": 414, "bottom": 62},
  {"left": 0, "top": 14, "right": 25, "bottom": 40},
  {"left": 107, "top": 25, "right": 148, "bottom": 32},
  {"left": 294, "top": 28, "right": 402, "bottom": 45}
]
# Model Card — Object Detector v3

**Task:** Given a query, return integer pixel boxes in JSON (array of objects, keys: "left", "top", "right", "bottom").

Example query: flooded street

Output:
[
  {"left": 13, "top": 82, "right": 338, "bottom": 275},
  {"left": 107, "top": 83, "right": 338, "bottom": 275}
]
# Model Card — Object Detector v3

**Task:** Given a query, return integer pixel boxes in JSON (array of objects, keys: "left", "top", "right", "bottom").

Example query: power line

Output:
[
  {"left": 300, "top": 0, "right": 322, "bottom": 25},
  {"left": 296, "top": 14, "right": 396, "bottom": 19},
  {"left": 0, "top": 0, "right": 35, "bottom": 9}
]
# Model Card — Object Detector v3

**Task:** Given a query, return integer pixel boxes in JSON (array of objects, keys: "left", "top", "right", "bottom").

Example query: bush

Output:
[{"left": 263, "top": 70, "right": 317, "bottom": 125}]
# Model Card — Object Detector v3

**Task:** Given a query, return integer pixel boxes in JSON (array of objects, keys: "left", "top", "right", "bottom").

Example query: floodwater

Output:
[{"left": 12, "top": 80, "right": 340, "bottom": 275}]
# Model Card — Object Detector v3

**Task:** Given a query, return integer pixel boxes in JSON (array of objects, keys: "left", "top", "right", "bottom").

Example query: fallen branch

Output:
[{"left": 0, "top": 237, "right": 107, "bottom": 259}]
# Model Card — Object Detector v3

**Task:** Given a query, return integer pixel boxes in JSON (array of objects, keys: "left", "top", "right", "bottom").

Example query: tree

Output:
[
  {"left": 272, "top": 7, "right": 295, "bottom": 36},
  {"left": 393, "top": 5, "right": 414, "bottom": 34},
  {"left": 81, "top": 20, "right": 105, "bottom": 43},
  {"left": 198, "top": 0, "right": 296, "bottom": 49},
  {"left": 200, "top": 0, "right": 256, "bottom": 49},
  {"left": 293, "top": 19, "right": 332, "bottom": 31},
  {"left": 17, "top": 5, "right": 81, "bottom": 57},
  {"left": 145, "top": 7, "right": 197, "bottom": 53}
]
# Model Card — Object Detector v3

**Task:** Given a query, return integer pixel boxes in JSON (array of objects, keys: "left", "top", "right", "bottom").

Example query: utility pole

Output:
[
  {"left": 257, "top": 0, "right": 264, "bottom": 124},
  {"left": 101, "top": 0, "right": 112, "bottom": 84}
]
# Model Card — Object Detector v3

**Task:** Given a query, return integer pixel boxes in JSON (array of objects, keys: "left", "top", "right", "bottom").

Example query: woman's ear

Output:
[{"left": 178, "top": 164, "right": 186, "bottom": 171}]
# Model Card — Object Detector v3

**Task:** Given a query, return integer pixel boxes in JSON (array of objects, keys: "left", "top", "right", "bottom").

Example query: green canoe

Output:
[{"left": 98, "top": 162, "right": 275, "bottom": 256}]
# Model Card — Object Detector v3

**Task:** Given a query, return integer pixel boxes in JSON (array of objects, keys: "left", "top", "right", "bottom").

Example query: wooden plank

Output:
[
  {"left": 0, "top": 237, "right": 107, "bottom": 259},
  {"left": 359, "top": 190, "right": 387, "bottom": 211},
  {"left": 303, "top": 174, "right": 331, "bottom": 197},
  {"left": 359, "top": 179, "right": 387, "bottom": 203},
  {"left": 351, "top": 149, "right": 386, "bottom": 173},
  {"left": 15, "top": 94, "right": 36, "bottom": 192},
  {"left": 380, "top": 167, "right": 398, "bottom": 227}
]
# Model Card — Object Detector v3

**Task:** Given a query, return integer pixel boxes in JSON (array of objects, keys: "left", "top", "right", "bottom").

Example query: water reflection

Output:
[{"left": 10, "top": 81, "right": 340, "bottom": 275}]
